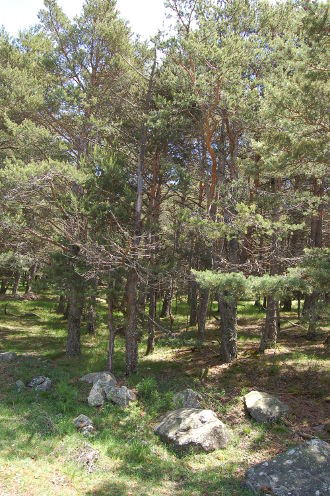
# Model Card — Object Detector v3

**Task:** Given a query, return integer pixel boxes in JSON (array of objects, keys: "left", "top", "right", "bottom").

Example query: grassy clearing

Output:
[{"left": 0, "top": 297, "right": 329, "bottom": 495}]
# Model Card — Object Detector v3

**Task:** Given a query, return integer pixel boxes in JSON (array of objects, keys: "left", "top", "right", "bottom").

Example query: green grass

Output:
[{"left": 0, "top": 296, "right": 328, "bottom": 495}]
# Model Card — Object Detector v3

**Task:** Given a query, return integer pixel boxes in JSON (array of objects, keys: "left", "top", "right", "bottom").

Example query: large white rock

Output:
[
  {"left": 246, "top": 438, "right": 330, "bottom": 495},
  {"left": 244, "top": 391, "right": 289, "bottom": 423},
  {"left": 80, "top": 371, "right": 117, "bottom": 386},
  {"left": 88, "top": 380, "right": 106, "bottom": 407},
  {"left": 154, "top": 408, "right": 229, "bottom": 452}
]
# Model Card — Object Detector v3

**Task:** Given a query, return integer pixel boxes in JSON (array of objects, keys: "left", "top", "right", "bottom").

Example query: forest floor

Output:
[{"left": 0, "top": 296, "right": 329, "bottom": 496}]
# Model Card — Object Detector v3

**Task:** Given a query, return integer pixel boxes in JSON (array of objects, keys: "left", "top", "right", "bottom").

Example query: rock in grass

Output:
[
  {"left": 88, "top": 380, "right": 106, "bottom": 407},
  {"left": 28, "top": 376, "right": 52, "bottom": 391},
  {"left": 244, "top": 391, "right": 289, "bottom": 423},
  {"left": 245, "top": 438, "right": 330, "bottom": 495},
  {"left": 0, "top": 352, "right": 17, "bottom": 362},
  {"left": 15, "top": 380, "right": 25, "bottom": 391},
  {"left": 73, "top": 414, "right": 95, "bottom": 436},
  {"left": 105, "top": 385, "right": 137, "bottom": 407},
  {"left": 80, "top": 371, "right": 117, "bottom": 386},
  {"left": 173, "top": 388, "right": 202, "bottom": 409},
  {"left": 154, "top": 408, "right": 229, "bottom": 452}
]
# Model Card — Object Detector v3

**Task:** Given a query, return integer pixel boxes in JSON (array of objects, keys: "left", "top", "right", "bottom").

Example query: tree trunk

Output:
[
  {"left": 25, "top": 264, "right": 37, "bottom": 294},
  {"left": 302, "top": 294, "right": 313, "bottom": 317},
  {"left": 106, "top": 295, "right": 115, "bottom": 372},
  {"left": 66, "top": 280, "right": 84, "bottom": 357},
  {"left": 306, "top": 292, "right": 318, "bottom": 340},
  {"left": 0, "top": 280, "right": 7, "bottom": 295},
  {"left": 219, "top": 296, "right": 238, "bottom": 363},
  {"left": 160, "top": 288, "right": 172, "bottom": 317},
  {"left": 86, "top": 278, "right": 98, "bottom": 334},
  {"left": 56, "top": 294, "right": 66, "bottom": 314},
  {"left": 259, "top": 296, "right": 279, "bottom": 353},
  {"left": 125, "top": 269, "right": 139, "bottom": 375},
  {"left": 297, "top": 293, "right": 301, "bottom": 319},
  {"left": 189, "top": 279, "right": 198, "bottom": 326},
  {"left": 12, "top": 272, "right": 21, "bottom": 295},
  {"left": 282, "top": 297, "right": 292, "bottom": 312},
  {"left": 197, "top": 287, "right": 209, "bottom": 347},
  {"left": 146, "top": 287, "right": 156, "bottom": 355}
]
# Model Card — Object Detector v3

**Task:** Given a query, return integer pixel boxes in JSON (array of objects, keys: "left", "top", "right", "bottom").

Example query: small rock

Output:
[
  {"left": 173, "top": 388, "right": 202, "bottom": 409},
  {"left": 0, "top": 352, "right": 17, "bottom": 362},
  {"left": 15, "top": 380, "right": 25, "bottom": 391},
  {"left": 80, "top": 371, "right": 117, "bottom": 386},
  {"left": 73, "top": 414, "right": 95, "bottom": 436},
  {"left": 28, "top": 376, "right": 52, "bottom": 391},
  {"left": 246, "top": 438, "right": 330, "bottom": 495},
  {"left": 88, "top": 381, "right": 106, "bottom": 407},
  {"left": 106, "top": 385, "right": 137, "bottom": 407},
  {"left": 154, "top": 408, "right": 229, "bottom": 452},
  {"left": 244, "top": 391, "right": 289, "bottom": 423}
]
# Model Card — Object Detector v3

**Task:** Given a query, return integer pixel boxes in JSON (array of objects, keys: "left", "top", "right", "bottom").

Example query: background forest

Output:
[{"left": 0, "top": 0, "right": 329, "bottom": 495}]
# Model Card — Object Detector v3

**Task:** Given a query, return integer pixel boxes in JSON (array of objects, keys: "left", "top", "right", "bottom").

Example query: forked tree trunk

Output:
[
  {"left": 106, "top": 295, "right": 115, "bottom": 372},
  {"left": 259, "top": 295, "right": 279, "bottom": 353},
  {"left": 219, "top": 296, "right": 238, "bottom": 363},
  {"left": 189, "top": 279, "right": 198, "bottom": 326},
  {"left": 146, "top": 287, "right": 156, "bottom": 355},
  {"left": 12, "top": 272, "right": 21, "bottom": 295},
  {"left": 197, "top": 287, "right": 209, "bottom": 347},
  {"left": 66, "top": 280, "right": 84, "bottom": 357}
]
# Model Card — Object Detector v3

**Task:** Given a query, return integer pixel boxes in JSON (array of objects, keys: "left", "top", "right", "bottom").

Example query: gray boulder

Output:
[
  {"left": 246, "top": 438, "right": 330, "bottom": 495},
  {"left": 174, "top": 388, "right": 202, "bottom": 409},
  {"left": 80, "top": 371, "right": 117, "bottom": 386},
  {"left": 0, "top": 352, "right": 17, "bottom": 362},
  {"left": 244, "top": 391, "right": 289, "bottom": 423},
  {"left": 28, "top": 376, "right": 52, "bottom": 391},
  {"left": 154, "top": 408, "right": 229, "bottom": 452},
  {"left": 73, "top": 414, "right": 95, "bottom": 436},
  {"left": 106, "top": 385, "right": 137, "bottom": 407},
  {"left": 88, "top": 380, "right": 106, "bottom": 407}
]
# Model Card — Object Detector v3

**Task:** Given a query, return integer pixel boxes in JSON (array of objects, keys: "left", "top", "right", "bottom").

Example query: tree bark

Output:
[
  {"left": 282, "top": 297, "right": 292, "bottom": 312},
  {"left": 86, "top": 278, "right": 98, "bottom": 334},
  {"left": 219, "top": 296, "right": 238, "bottom": 363},
  {"left": 12, "top": 272, "right": 21, "bottom": 295},
  {"left": 259, "top": 295, "right": 279, "bottom": 353},
  {"left": 25, "top": 263, "right": 37, "bottom": 294},
  {"left": 146, "top": 287, "right": 156, "bottom": 355},
  {"left": 106, "top": 295, "right": 115, "bottom": 372},
  {"left": 125, "top": 269, "right": 139, "bottom": 375},
  {"left": 160, "top": 288, "right": 172, "bottom": 317},
  {"left": 56, "top": 294, "right": 66, "bottom": 314},
  {"left": 66, "top": 279, "right": 84, "bottom": 357},
  {"left": 197, "top": 286, "right": 209, "bottom": 347},
  {"left": 189, "top": 279, "right": 198, "bottom": 326},
  {"left": 0, "top": 280, "right": 7, "bottom": 295}
]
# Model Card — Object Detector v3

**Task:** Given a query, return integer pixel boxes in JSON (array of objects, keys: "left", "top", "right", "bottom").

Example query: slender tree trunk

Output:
[
  {"left": 66, "top": 280, "right": 84, "bottom": 357},
  {"left": 56, "top": 294, "right": 66, "bottom": 314},
  {"left": 197, "top": 287, "right": 209, "bottom": 347},
  {"left": 0, "top": 280, "right": 7, "bottom": 295},
  {"left": 160, "top": 288, "right": 172, "bottom": 317},
  {"left": 106, "top": 295, "right": 115, "bottom": 372},
  {"left": 306, "top": 292, "right": 318, "bottom": 340},
  {"left": 259, "top": 296, "right": 279, "bottom": 353},
  {"left": 146, "top": 288, "right": 156, "bottom": 355},
  {"left": 297, "top": 293, "right": 301, "bottom": 319},
  {"left": 25, "top": 263, "right": 37, "bottom": 294},
  {"left": 219, "top": 296, "right": 238, "bottom": 363},
  {"left": 12, "top": 272, "right": 21, "bottom": 295},
  {"left": 86, "top": 278, "right": 98, "bottom": 334},
  {"left": 125, "top": 269, "right": 139, "bottom": 375},
  {"left": 302, "top": 294, "right": 312, "bottom": 317},
  {"left": 189, "top": 279, "right": 198, "bottom": 326}
]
